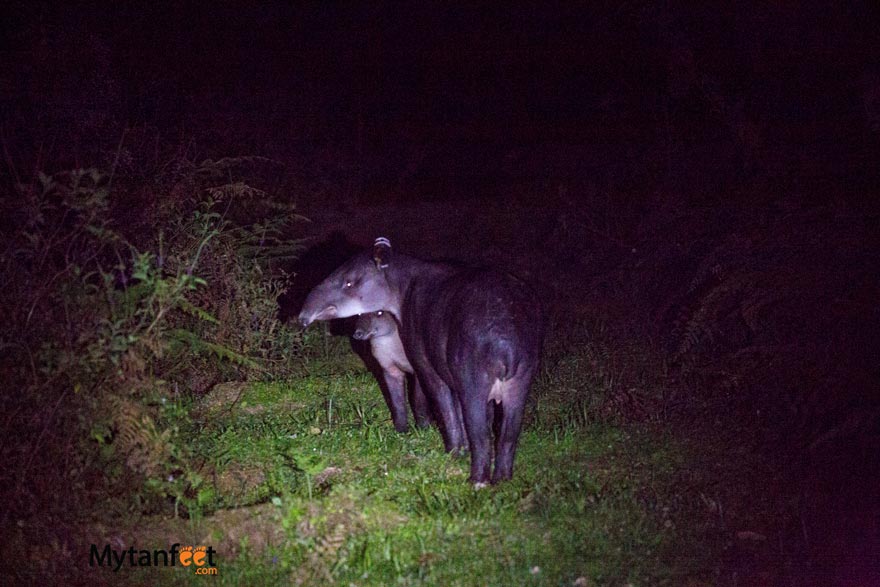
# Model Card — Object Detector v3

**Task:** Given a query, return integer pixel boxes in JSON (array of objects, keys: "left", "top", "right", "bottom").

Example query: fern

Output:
[
  {"left": 0, "top": 152, "right": 305, "bottom": 526},
  {"left": 205, "top": 181, "right": 266, "bottom": 201},
  {"left": 109, "top": 395, "right": 173, "bottom": 478},
  {"left": 168, "top": 328, "right": 260, "bottom": 370},
  {"left": 178, "top": 299, "right": 219, "bottom": 324}
]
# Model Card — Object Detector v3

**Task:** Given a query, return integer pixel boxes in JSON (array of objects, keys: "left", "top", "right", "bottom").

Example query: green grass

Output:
[{"left": 86, "top": 337, "right": 724, "bottom": 586}]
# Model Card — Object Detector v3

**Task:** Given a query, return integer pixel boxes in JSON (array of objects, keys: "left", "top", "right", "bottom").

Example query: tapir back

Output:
[{"left": 401, "top": 267, "right": 544, "bottom": 389}]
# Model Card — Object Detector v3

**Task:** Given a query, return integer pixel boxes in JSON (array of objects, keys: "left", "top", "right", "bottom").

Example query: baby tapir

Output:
[
  {"left": 299, "top": 237, "right": 545, "bottom": 485},
  {"left": 353, "top": 311, "right": 431, "bottom": 433}
]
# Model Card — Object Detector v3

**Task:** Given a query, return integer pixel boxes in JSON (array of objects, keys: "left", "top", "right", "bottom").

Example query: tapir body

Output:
[
  {"left": 353, "top": 311, "right": 431, "bottom": 432},
  {"left": 299, "top": 239, "right": 544, "bottom": 485}
]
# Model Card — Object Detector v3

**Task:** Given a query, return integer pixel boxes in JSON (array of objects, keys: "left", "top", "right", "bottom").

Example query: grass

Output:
[{"left": 72, "top": 332, "right": 728, "bottom": 586}]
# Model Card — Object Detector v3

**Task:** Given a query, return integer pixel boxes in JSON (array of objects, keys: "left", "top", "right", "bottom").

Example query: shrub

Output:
[{"left": 0, "top": 155, "right": 305, "bottom": 523}]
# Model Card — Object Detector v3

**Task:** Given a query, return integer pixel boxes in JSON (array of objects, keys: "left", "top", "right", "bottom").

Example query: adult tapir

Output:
[
  {"left": 353, "top": 311, "right": 432, "bottom": 433},
  {"left": 298, "top": 237, "right": 545, "bottom": 485}
]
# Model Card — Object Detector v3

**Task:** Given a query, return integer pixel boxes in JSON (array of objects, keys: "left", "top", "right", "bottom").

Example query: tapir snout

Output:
[{"left": 298, "top": 304, "right": 336, "bottom": 329}]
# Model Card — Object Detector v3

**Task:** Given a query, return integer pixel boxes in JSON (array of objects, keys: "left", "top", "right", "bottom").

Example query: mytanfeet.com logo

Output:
[{"left": 90, "top": 543, "right": 218, "bottom": 575}]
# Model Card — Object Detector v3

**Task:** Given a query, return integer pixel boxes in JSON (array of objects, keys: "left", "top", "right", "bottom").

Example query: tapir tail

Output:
[{"left": 491, "top": 359, "right": 509, "bottom": 381}]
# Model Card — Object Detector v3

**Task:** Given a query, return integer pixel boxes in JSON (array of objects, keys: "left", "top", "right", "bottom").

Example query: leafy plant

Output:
[{"left": 0, "top": 153, "right": 307, "bottom": 527}]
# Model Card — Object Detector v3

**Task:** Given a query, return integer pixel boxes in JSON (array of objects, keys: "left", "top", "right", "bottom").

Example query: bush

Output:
[{"left": 0, "top": 154, "right": 306, "bottom": 523}]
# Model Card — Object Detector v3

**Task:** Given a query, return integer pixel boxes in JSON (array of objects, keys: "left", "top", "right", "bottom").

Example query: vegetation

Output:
[
  {"left": 10, "top": 332, "right": 736, "bottom": 586},
  {"left": 1, "top": 5, "right": 877, "bottom": 585},
  {"left": 0, "top": 143, "right": 876, "bottom": 585},
  {"left": 0, "top": 150, "right": 306, "bottom": 572}
]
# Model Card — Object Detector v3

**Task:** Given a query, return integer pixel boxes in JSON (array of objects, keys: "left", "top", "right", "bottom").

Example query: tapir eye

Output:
[
  {"left": 344, "top": 281, "right": 353, "bottom": 288},
  {"left": 376, "top": 311, "right": 383, "bottom": 316}
]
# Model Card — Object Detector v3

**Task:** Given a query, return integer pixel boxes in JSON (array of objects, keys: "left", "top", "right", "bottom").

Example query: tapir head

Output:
[
  {"left": 352, "top": 310, "right": 397, "bottom": 340},
  {"left": 298, "top": 238, "right": 397, "bottom": 329}
]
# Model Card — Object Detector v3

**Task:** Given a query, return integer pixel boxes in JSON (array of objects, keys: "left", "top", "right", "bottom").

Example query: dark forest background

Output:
[
  {"left": 1, "top": 2, "right": 878, "bottom": 585},
  {"left": 3, "top": 2, "right": 878, "bottom": 201}
]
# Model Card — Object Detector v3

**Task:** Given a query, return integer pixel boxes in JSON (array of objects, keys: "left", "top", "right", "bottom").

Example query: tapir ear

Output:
[{"left": 373, "top": 237, "right": 392, "bottom": 270}]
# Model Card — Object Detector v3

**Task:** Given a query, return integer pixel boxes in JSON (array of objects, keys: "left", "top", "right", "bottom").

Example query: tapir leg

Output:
[
  {"left": 380, "top": 369, "right": 409, "bottom": 433},
  {"left": 418, "top": 368, "right": 465, "bottom": 453},
  {"left": 454, "top": 397, "right": 468, "bottom": 447},
  {"left": 491, "top": 376, "right": 532, "bottom": 484},
  {"left": 459, "top": 391, "right": 492, "bottom": 484},
  {"left": 408, "top": 375, "right": 432, "bottom": 428}
]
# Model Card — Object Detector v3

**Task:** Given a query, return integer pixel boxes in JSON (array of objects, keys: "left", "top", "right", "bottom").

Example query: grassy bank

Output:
[{"left": 51, "top": 331, "right": 727, "bottom": 587}]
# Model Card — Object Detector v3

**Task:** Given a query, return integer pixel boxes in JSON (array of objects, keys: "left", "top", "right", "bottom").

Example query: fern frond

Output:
[
  {"left": 168, "top": 329, "right": 260, "bottom": 370},
  {"left": 109, "top": 395, "right": 172, "bottom": 477},
  {"left": 178, "top": 299, "right": 219, "bottom": 324},
  {"left": 205, "top": 181, "right": 266, "bottom": 201}
]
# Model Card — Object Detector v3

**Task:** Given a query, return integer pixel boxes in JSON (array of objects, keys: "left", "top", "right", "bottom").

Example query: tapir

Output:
[
  {"left": 352, "top": 311, "right": 431, "bottom": 432},
  {"left": 299, "top": 237, "right": 544, "bottom": 485}
]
